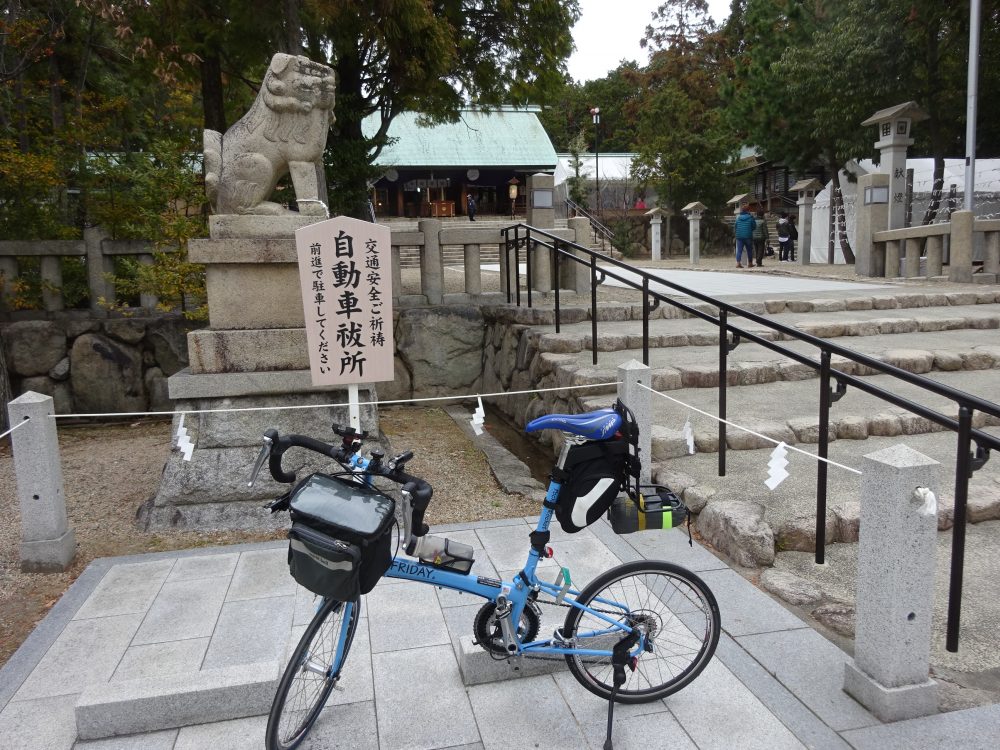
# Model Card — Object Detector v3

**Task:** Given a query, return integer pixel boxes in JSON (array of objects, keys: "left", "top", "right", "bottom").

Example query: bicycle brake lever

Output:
[{"left": 247, "top": 434, "right": 274, "bottom": 488}]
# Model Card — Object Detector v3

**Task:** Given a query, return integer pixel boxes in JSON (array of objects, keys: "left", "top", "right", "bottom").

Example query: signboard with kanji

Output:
[{"left": 295, "top": 217, "right": 394, "bottom": 386}]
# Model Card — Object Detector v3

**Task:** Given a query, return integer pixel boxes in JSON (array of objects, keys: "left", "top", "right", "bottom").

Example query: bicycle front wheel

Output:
[
  {"left": 266, "top": 597, "right": 360, "bottom": 750},
  {"left": 562, "top": 560, "right": 720, "bottom": 704}
]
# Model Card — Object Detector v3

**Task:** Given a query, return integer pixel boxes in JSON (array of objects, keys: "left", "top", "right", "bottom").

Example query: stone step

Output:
[
  {"left": 540, "top": 328, "right": 1000, "bottom": 396},
  {"left": 637, "top": 426, "right": 1000, "bottom": 569}
]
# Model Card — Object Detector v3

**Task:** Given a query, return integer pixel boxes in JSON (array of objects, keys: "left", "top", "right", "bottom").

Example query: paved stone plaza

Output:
[
  {"left": 3, "top": 266, "right": 1000, "bottom": 748},
  {"left": 2, "top": 517, "right": 999, "bottom": 749}
]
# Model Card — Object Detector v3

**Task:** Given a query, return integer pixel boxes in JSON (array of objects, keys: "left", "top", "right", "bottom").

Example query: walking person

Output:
[
  {"left": 752, "top": 209, "right": 769, "bottom": 267},
  {"left": 734, "top": 204, "right": 755, "bottom": 269},
  {"left": 467, "top": 193, "right": 477, "bottom": 221},
  {"left": 776, "top": 212, "right": 791, "bottom": 262}
]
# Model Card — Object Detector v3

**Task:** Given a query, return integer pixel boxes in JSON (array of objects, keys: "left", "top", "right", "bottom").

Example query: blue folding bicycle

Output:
[{"left": 252, "top": 403, "right": 720, "bottom": 750}]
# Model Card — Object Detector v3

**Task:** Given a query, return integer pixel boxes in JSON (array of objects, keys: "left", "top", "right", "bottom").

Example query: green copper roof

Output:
[{"left": 365, "top": 108, "right": 558, "bottom": 170}]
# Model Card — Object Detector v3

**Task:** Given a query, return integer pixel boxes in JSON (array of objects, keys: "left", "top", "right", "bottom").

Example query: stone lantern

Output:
[
  {"left": 645, "top": 207, "right": 667, "bottom": 261},
  {"left": 681, "top": 201, "right": 707, "bottom": 264},
  {"left": 789, "top": 178, "right": 822, "bottom": 265},
  {"left": 860, "top": 102, "right": 928, "bottom": 230}
]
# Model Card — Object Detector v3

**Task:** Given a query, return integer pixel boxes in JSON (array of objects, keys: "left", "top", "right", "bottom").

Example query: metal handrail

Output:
[
  {"left": 500, "top": 222, "right": 998, "bottom": 652},
  {"left": 566, "top": 199, "right": 616, "bottom": 257}
]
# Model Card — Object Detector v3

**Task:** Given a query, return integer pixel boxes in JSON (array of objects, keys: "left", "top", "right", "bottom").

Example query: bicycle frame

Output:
[{"left": 381, "top": 476, "right": 646, "bottom": 660}]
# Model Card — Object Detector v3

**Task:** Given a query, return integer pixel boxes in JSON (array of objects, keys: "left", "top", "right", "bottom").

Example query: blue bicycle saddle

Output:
[{"left": 525, "top": 408, "right": 622, "bottom": 440}]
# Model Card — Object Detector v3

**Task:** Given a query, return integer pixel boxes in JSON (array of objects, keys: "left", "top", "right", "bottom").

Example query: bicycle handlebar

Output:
[{"left": 259, "top": 427, "right": 433, "bottom": 538}]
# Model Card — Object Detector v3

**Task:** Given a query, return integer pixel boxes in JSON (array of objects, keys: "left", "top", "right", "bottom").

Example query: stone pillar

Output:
[
  {"left": 885, "top": 240, "right": 901, "bottom": 278},
  {"left": 925, "top": 235, "right": 944, "bottom": 277},
  {"left": 85, "top": 226, "right": 114, "bottom": 310},
  {"left": 40, "top": 256, "right": 64, "bottom": 312},
  {"left": 391, "top": 245, "right": 402, "bottom": 303},
  {"left": 7, "top": 392, "right": 75, "bottom": 572},
  {"left": 904, "top": 237, "right": 922, "bottom": 278},
  {"left": 138, "top": 254, "right": 159, "bottom": 310},
  {"left": 948, "top": 210, "right": 974, "bottom": 283},
  {"left": 844, "top": 444, "right": 938, "bottom": 722},
  {"left": 568, "top": 216, "right": 591, "bottom": 293},
  {"left": 681, "top": 203, "right": 706, "bottom": 265},
  {"left": 526, "top": 173, "right": 555, "bottom": 229},
  {"left": 984, "top": 228, "right": 1000, "bottom": 276},
  {"left": 617, "top": 360, "right": 651, "bottom": 486},
  {"left": 0, "top": 256, "right": 17, "bottom": 309},
  {"left": 463, "top": 243, "right": 481, "bottom": 296},
  {"left": 854, "top": 173, "right": 890, "bottom": 277},
  {"left": 527, "top": 174, "right": 554, "bottom": 293},
  {"left": 649, "top": 214, "right": 662, "bottom": 261},
  {"left": 418, "top": 218, "right": 443, "bottom": 304},
  {"left": 792, "top": 180, "right": 822, "bottom": 266}
]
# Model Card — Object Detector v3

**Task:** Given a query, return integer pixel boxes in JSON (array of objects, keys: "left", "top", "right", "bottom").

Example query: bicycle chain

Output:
[{"left": 484, "top": 596, "right": 626, "bottom": 664}]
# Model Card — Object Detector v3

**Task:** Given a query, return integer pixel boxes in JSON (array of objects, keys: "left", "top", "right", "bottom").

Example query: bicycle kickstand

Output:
[
  {"left": 602, "top": 663, "right": 627, "bottom": 750},
  {"left": 603, "top": 635, "right": 638, "bottom": 750}
]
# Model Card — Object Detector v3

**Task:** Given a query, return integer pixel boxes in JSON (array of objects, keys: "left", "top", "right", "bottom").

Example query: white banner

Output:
[{"left": 296, "top": 217, "right": 394, "bottom": 386}]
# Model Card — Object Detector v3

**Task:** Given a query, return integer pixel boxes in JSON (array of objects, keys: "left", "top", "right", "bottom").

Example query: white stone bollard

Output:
[
  {"left": 7, "top": 392, "right": 75, "bottom": 572},
  {"left": 843, "top": 443, "right": 938, "bottom": 721},
  {"left": 617, "top": 360, "right": 651, "bottom": 486}
]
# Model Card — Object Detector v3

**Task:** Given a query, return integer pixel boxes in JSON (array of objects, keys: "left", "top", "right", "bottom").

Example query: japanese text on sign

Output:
[{"left": 296, "top": 217, "right": 394, "bottom": 385}]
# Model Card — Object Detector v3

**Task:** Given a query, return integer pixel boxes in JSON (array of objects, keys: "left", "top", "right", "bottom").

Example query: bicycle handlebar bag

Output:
[{"left": 288, "top": 473, "right": 396, "bottom": 598}]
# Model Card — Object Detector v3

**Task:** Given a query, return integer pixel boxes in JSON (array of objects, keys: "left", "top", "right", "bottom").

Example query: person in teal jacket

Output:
[{"left": 734, "top": 204, "right": 756, "bottom": 268}]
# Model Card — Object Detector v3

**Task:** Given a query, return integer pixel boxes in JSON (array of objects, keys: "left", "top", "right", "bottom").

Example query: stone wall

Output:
[{"left": 2, "top": 316, "right": 197, "bottom": 414}]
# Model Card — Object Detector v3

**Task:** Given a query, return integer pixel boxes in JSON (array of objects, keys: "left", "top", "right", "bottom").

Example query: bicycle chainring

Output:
[{"left": 473, "top": 600, "right": 542, "bottom": 655}]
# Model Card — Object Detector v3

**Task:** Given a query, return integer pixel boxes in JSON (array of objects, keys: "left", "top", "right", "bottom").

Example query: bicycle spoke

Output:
[{"left": 564, "top": 561, "right": 720, "bottom": 703}]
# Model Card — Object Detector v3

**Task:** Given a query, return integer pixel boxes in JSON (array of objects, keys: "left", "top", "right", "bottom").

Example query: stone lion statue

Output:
[{"left": 203, "top": 53, "right": 336, "bottom": 216}]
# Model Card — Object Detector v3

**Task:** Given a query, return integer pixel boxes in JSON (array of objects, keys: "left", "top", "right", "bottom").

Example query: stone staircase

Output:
[{"left": 484, "top": 286, "right": 1000, "bottom": 571}]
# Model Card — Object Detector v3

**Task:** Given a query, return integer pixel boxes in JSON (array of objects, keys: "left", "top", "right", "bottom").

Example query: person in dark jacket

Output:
[
  {"left": 776, "top": 212, "right": 791, "bottom": 261},
  {"left": 734, "top": 204, "right": 755, "bottom": 269},
  {"left": 788, "top": 214, "right": 799, "bottom": 261},
  {"left": 752, "top": 209, "right": 769, "bottom": 267},
  {"left": 467, "top": 194, "right": 477, "bottom": 221}
]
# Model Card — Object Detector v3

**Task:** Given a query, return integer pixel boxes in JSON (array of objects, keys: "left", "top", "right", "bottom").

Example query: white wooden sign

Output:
[{"left": 296, "top": 217, "right": 394, "bottom": 386}]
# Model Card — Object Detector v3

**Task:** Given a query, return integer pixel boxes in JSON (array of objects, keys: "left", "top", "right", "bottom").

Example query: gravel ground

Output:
[{"left": 0, "top": 405, "right": 538, "bottom": 667}]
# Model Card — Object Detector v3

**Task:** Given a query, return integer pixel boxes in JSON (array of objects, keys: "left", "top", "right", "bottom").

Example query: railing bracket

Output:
[
  {"left": 830, "top": 378, "right": 847, "bottom": 403},
  {"left": 971, "top": 444, "right": 990, "bottom": 474}
]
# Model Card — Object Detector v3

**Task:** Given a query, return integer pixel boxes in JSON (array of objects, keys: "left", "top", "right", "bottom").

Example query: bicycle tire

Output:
[
  {"left": 562, "top": 559, "right": 720, "bottom": 704},
  {"left": 266, "top": 597, "right": 360, "bottom": 750}
]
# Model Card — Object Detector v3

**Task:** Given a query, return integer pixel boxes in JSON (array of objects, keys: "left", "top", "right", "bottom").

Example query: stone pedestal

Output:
[
  {"left": 152, "top": 215, "right": 382, "bottom": 530},
  {"left": 855, "top": 173, "right": 890, "bottom": 277},
  {"left": 8, "top": 392, "right": 76, "bottom": 571},
  {"left": 843, "top": 444, "right": 939, "bottom": 722}
]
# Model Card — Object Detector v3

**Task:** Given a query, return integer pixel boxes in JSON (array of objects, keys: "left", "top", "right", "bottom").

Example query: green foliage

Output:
[
  {"left": 86, "top": 138, "right": 208, "bottom": 318},
  {"left": 565, "top": 130, "right": 590, "bottom": 206},
  {"left": 632, "top": 1, "right": 736, "bottom": 214},
  {"left": 538, "top": 63, "right": 644, "bottom": 153}
]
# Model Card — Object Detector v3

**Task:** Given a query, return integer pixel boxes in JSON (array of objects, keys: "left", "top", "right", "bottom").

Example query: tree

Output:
[
  {"left": 305, "top": 0, "right": 581, "bottom": 215},
  {"left": 565, "top": 129, "right": 590, "bottom": 206},
  {"left": 632, "top": 1, "right": 735, "bottom": 241}
]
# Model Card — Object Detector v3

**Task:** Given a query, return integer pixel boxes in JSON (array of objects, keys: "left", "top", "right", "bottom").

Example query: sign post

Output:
[{"left": 295, "top": 217, "right": 395, "bottom": 425}]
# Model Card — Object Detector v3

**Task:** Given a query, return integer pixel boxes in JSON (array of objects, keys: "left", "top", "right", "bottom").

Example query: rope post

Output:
[
  {"left": 617, "top": 360, "right": 651, "bottom": 486},
  {"left": 844, "top": 444, "right": 939, "bottom": 721},
  {"left": 7, "top": 392, "right": 75, "bottom": 572}
]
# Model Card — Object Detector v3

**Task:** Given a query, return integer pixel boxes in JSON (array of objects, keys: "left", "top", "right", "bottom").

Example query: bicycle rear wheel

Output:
[
  {"left": 562, "top": 560, "right": 719, "bottom": 703},
  {"left": 266, "top": 597, "right": 360, "bottom": 750}
]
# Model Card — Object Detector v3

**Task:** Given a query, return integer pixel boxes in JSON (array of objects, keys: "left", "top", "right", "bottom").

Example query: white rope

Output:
[
  {"left": 0, "top": 417, "right": 31, "bottom": 441},
  {"left": 636, "top": 382, "right": 863, "bottom": 476},
  {"left": 47, "top": 381, "right": 622, "bottom": 420}
]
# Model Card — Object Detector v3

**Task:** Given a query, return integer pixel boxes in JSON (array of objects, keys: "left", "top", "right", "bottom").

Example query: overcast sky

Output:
[{"left": 567, "top": 0, "right": 733, "bottom": 83}]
